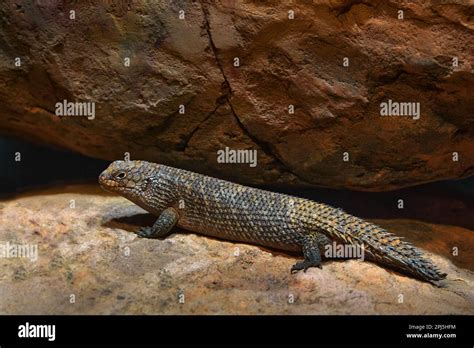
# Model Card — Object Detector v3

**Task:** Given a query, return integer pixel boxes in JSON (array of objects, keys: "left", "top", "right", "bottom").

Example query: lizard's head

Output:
[{"left": 99, "top": 160, "right": 155, "bottom": 197}]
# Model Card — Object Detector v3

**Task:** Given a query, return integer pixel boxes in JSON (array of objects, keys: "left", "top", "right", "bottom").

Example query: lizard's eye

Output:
[{"left": 116, "top": 172, "right": 126, "bottom": 180}]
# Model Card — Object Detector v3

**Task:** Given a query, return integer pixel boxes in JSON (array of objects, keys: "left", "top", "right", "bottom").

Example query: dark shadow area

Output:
[
  {"left": 0, "top": 136, "right": 109, "bottom": 195},
  {"left": 266, "top": 179, "right": 474, "bottom": 230},
  {"left": 103, "top": 213, "right": 156, "bottom": 232}
]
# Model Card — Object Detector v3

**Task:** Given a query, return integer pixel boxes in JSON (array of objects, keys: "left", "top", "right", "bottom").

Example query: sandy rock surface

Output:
[{"left": 0, "top": 185, "right": 472, "bottom": 314}]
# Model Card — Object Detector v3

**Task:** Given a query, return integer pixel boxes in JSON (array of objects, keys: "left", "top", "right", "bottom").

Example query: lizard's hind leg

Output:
[{"left": 291, "top": 232, "right": 331, "bottom": 273}]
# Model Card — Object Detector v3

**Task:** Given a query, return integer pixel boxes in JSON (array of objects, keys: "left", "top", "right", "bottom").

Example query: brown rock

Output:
[
  {"left": 0, "top": 185, "right": 472, "bottom": 314},
  {"left": 0, "top": 1, "right": 473, "bottom": 190}
]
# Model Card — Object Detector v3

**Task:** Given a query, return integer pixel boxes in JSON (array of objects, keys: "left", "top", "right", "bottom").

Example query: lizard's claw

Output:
[
  {"left": 291, "top": 260, "right": 322, "bottom": 274},
  {"left": 137, "top": 227, "right": 153, "bottom": 238}
]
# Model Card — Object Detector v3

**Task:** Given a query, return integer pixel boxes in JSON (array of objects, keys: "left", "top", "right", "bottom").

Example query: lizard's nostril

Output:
[{"left": 99, "top": 173, "right": 106, "bottom": 184}]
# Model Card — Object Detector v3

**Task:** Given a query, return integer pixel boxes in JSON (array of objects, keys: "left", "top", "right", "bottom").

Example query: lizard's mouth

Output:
[
  {"left": 98, "top": 172, "right": 119, "bottom": 191},
  {"left": 98, "top": 172, "right": 135, "bottom": 195}
]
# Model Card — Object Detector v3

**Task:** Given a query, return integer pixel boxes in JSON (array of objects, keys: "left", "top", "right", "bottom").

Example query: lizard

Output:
[{"left": 98, "top": 160, "right": 447, "bottom": 284}]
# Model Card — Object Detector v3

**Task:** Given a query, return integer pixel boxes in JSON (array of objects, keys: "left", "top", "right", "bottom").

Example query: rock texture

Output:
[
  {"left": 0, "top": 185, "right": 473, "bottom": 315},
  {"left": 0, "top": 1, "right": 473, "bottom": 190}
]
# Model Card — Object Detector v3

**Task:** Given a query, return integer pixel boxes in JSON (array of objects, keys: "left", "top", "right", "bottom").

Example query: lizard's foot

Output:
[
  {"left": 290, "top": 260, "right": 322, "bottom": 274},
  {"left": 136, "top": 208, "right": 179, "bottom": 239},
  {"left": 292, "top": 233, "right": 327, "bottom": 273},
  {"left": 137, "top": 227, "right": 154, "bottom": 238}
]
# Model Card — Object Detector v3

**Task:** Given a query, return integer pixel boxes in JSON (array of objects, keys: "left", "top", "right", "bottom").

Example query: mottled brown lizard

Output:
[{"left": 99, "top": 160, "right": 447, "bottom": 284}]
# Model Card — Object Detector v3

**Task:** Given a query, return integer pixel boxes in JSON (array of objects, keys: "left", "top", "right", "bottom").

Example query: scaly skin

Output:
[{"left": 99, "top": 160, "right": 447, "bottom": 283}]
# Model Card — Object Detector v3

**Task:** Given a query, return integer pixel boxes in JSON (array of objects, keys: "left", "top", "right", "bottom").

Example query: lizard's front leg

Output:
[{"left": 137, "top": 207, "right": 179, "bottom": 239}]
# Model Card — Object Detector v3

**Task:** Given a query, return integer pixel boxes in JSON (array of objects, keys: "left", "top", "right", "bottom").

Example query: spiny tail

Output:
[{"left": 314, "top": 204, "right": 447, "bottom": 283}]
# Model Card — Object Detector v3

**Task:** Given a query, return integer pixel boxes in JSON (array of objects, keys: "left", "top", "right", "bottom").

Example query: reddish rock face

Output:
[{"left": 0, "top": 1, "right": 472, "bottom": 191}]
